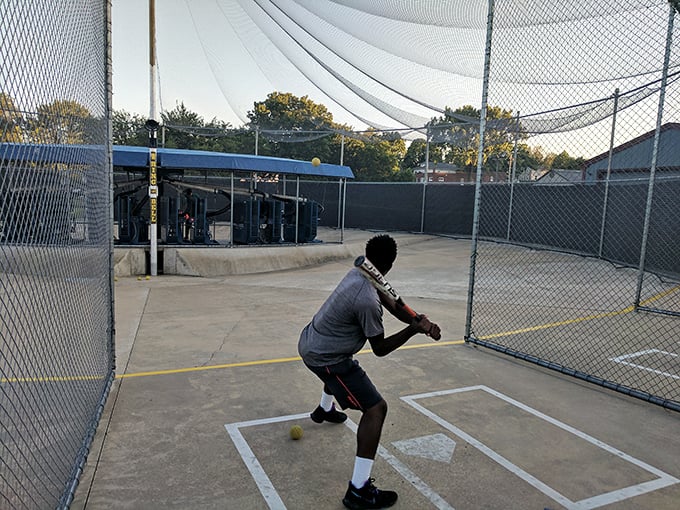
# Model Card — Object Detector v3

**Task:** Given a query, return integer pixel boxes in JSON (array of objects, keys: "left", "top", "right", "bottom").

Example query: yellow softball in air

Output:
[{"left": 311, "top": 157, "right": 321, "bottom": 167}]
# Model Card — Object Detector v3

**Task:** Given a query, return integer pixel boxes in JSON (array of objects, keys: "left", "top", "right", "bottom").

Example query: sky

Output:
[{"left": 112, "top": 0, "right": 244, "bottom": 125}]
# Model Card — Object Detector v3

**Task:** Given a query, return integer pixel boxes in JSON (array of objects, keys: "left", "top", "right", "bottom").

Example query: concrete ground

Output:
[{"left": 72, "top": 230, "right": 680, "bottom": 510}]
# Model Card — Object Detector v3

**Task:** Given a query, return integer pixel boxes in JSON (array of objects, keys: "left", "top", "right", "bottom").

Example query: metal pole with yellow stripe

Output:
[{"left": 147, "top": 0, "right": 159, "bottom": 276}]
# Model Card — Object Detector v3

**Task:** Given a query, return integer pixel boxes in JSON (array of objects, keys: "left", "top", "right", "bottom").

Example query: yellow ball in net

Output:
[
  {"left": 311, "top": 157, "right": 321, "bottom": 167},
  {"left": 290, "top": 425, "right": 303, "bottom": 440}
]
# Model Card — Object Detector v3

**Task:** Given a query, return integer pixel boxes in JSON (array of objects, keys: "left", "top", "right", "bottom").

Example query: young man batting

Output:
[{"left": 298, "top": 234, "right": 442, "bottom": 509}]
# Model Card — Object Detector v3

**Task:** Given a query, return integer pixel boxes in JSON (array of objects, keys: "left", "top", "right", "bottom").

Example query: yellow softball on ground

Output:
[
  {"left": 145, "top": 275, "right": 151, "bottom": 280},
  {"left": 290, "top": 425, "right": 303, "bottom": 440},
  {"left": 311, "top": 157, "right": 321, "bottom": 167},
  {"left": 137, "top": 276, "right": 142, "bottom": 281}
]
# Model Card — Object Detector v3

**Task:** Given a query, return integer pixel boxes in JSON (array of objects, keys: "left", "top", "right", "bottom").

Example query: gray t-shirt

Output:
[{"left": 298, "top": 268, "right": 384, "bottom": 367}]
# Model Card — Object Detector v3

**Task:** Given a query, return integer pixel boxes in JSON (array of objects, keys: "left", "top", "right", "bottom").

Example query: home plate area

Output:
[{"left": 225, "top": 386, "right": 679, "bottom": 509}]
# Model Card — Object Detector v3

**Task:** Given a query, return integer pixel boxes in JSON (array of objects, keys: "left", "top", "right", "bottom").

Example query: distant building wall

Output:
[{"left": 584, "top": 123, "right": 680, "bottom": 181}]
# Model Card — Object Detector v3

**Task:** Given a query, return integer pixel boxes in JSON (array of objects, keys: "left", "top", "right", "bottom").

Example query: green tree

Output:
[
  {"left": 510, "top": 143, "right": 548, "bottom": 178},
  {"left": 1, "top": 93, "right": 23, "bottom": 143},
  {"left": 112, "top": 109, "right": 148, "bottom": 146},
  {"left": 191, "top": 118, "right": 242, "bottom": 153},
  {"left": 30, "top": 99, "right": 95, "bottom": 144},
  {"left": 551, "top": 150, "right": 585, "bottom": 170},
  {"left": 402, "top": 138, "right": 426, "bottom": 170},
  {"left": 343, "top": 130, "right": 408, "bottom": 181},
  {"left": 428, "top": 104, "right": 516, "bottom": 178},
  {"left": 159, "top": 103, "right": 247, "bottom": 153},
  {"left": 247, "top": 92, "right": 337, "bottom": 161},
  {"left": 246, "top": 91, "right": 415, "bottom": 180},
  {"left": 161, "top": 101, "right": 207, "bottom": 149}
]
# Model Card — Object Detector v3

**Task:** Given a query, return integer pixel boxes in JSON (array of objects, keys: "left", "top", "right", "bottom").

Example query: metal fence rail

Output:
[{"left": 0, "top": 1, "right": 114, "bottom": 508}]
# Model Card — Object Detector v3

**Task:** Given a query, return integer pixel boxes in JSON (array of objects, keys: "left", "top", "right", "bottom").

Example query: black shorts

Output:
[{"left": 306, "top": 358, "right": 383, "bottom": 411}]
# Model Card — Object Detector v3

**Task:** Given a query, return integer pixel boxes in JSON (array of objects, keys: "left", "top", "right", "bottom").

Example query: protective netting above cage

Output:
[
  {"left": 489, "top": 0, "right": 679, "bottom": 121},
  {"left": 182, "top": 0, "right": 488, "bottom": 130},
  {"left": 177, "top": 0, "right": 679, "bottom": 139}
]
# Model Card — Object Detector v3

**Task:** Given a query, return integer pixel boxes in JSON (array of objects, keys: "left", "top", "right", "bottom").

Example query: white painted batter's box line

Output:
[
  {"left": 401, "top": 385, "right": 679, "bottom": 510},
  {"left": 225, "top": 413, "right": 454, "bottom": 510},
  {"left": 609, "top": 349, "right": 679, "bottom": 380}
]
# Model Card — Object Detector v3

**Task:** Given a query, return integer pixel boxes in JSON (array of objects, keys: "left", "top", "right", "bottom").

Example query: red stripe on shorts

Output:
[{"left": 325, "top": 367, "right": 363, "bottom": 411}]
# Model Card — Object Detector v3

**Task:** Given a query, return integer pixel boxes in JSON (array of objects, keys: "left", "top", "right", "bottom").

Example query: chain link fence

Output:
[
  {"left": 1, "top": 0, "right": 678, "bottom": 505},
  {"left": 1, "top": 1, "right": 114, "bottom": 508},
  {"left": 466, "top": 0, "right": 680, "bottom": 411}
]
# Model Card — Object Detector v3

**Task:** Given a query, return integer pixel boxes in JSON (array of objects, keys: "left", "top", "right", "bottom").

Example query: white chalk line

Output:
[
  {"left": 225, "top": 412, "right": 454, "bottom": 510},
  {"left": 610, "top": 349, "right": 679, "bottom": 380},
  {"left": 401, "top": 385, "right": 679, "bottom": 510}
]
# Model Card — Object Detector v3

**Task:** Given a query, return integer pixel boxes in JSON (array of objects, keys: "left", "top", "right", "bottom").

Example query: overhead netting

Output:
[
  {"left": 181, "top": 0, "right": 488, "bottom": 130},
  {"left": 178, "top": 1, "right": 680, "bottom": 143}
]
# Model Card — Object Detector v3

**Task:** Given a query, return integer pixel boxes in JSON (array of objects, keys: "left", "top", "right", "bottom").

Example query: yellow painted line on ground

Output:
[
  {"left": 117, "top": 356, "right": 302, "bottom": 379},
  {"left": 5, "top": 286, "right": 676, "bottom": 384},
  {"left": 476, "top": 285, "right": 679, "bottom": 341},
  {"left": 478, "top": 307, "right": 635, "bottom": 341},
  {"left": 1, "top": 341, "right": 466, "bottom": 383},
  {"left": 639, "top": 284, "right": 680, "bottom": 306},
  {"left": 392, "top": 339, "right": 466, "bottom": 350},
  {"left": 117, "top": 340, "right": 467, "bottom": 380}
]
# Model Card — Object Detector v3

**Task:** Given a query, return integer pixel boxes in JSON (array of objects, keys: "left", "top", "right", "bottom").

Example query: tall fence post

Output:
[
  {"left": 506, "top": 110, "right": 520, "bottom": 241},
  {"left": 598, "top": 88, "right": 620, "bottom": 258},
  {"left": 338, "top": 134, "right": 345, "bottom": 239},
  {"left": 465, "top": 0, "right": 495, "bottom": 341},
  {"left": 341, "top": 178, "right": 347, "bottom": 243},
  {"left": 337, "top": 178, "right": 343, "bottom": 230},
  {"left": 634, "top": 2, "right": 676, "bottom": 308},
  {"left": 229, "top": 171, "right": 234, "bottom": 247},
  {"left": 420, "top": 125, "right": 430, "bottom": 233}
]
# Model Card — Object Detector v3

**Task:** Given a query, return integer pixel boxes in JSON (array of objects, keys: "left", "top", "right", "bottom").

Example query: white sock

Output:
[
  {"left": 320, "top": 391, "right": 334, "bottom": 412},
  {"left": 351, "top": 457, "right": 374, "bottom": 489}
]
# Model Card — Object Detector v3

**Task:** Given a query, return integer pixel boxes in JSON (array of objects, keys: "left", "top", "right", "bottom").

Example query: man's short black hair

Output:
[{"left": 365, "top": 234, "right": 397, "bottom": 273}]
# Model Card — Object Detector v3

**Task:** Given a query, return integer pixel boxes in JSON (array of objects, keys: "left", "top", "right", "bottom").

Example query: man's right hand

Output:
[{"left": 413, "top": 315, "right": 441, "bottom": 340}]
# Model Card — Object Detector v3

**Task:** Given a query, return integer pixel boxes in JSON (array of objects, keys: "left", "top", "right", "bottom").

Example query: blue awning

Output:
[
  {"left": 1, "top": 143, "right": 354, "bottom": 179},
  {"left": 0, "top": 143, "right": 105, "bottom": 165},
  {"left": 113, "top": 145, "right": 354, "bottom": 179}
]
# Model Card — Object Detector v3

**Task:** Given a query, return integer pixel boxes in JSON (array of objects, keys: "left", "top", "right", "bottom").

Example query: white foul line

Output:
[{"left": 401, "top": 385, "right": 679, "bottom": 510}]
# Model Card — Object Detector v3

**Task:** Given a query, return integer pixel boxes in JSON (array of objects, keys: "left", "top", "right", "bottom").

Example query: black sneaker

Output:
[
  {"left": 342, "top": 479, "right": 398, "bottom": 509},
  {"left": 310, "top": 404, "right": 347, "bottom": 424}
]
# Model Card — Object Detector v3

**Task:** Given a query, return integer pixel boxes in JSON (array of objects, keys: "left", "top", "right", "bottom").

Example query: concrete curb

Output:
[{"left": 113, "top": 231, "right": 435, "bottom": 277}]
